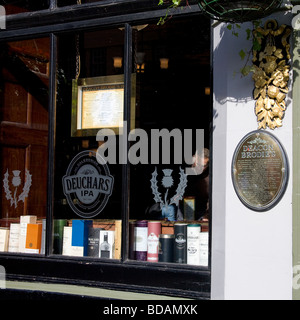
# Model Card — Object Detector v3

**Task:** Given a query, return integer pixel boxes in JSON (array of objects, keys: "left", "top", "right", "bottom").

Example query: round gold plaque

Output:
[{"left": 232, "top": 131, "right": 289, "bottom": 212}]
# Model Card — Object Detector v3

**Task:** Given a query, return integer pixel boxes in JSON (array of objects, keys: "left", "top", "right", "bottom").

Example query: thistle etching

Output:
[
  {"left": 150, "top": 167, "right": 187, "bottom": 210},
  {"left": 3, "top": 169, "right": 32, "bottom": 208}
]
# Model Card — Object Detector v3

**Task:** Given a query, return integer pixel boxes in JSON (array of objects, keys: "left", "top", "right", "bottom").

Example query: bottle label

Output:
[
  {"left": 148, "top": 233, "right": 159, "bottom": 254},
  {"left": 135, "top": 227, "right": 148, "bottom": 251},
  {"left": 101, "top": 250, "right": 110, "bottom": 258},
  {"left": 175, "top": 233, "right": 186, "bottom": 249}
]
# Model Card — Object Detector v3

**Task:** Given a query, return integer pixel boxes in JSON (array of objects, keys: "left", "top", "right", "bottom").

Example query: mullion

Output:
[
  {"left": 46, "top": 33, "right": 57, "bottom": 257},
  {"left": 121, "top": 23, "right": 132, "bottom": 262}
]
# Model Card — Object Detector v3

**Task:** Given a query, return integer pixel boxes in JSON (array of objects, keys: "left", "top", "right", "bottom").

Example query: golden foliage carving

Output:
[{"left": 252, "top": 20, "right": 291, "bottom": 130}]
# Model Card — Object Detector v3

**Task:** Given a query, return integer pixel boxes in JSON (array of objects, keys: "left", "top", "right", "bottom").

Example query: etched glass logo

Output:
[{"left": 62, "top": 150, "right": 114, "bottom": 218}]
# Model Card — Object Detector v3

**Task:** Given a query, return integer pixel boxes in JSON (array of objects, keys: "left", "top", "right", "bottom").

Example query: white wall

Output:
[{"left": 211, "top": 12, "right": 293, "bottom": 300}]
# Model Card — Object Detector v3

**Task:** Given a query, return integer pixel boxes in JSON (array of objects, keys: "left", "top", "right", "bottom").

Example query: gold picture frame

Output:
[
  {"left": 183, "top": 197, "right": 195, "bottom": 221},
  {"left": 71, "top": 74, "right": 136, "bottom": 137}
]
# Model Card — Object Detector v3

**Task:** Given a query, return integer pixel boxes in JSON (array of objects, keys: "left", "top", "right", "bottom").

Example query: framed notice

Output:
[
  {"left": 183, "top": 197, "right": 195, "bottom": 220},
  {"left": 71, "top": 74, "right": 136, "bottom": 137},
  {"left": 232, "top": 130, "right": 289, "bottom": 212}
]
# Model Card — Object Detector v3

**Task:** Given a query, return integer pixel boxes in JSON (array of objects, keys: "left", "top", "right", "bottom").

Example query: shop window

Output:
[
  {"left": 0, "top": 13, "right": 211, "bottom": 282},
  {"left": 53, "top": 28, "right": 125, "bottom": 258},
  {"left": 52, "top": 16, "right": 211, "bottom": 266},
  {"left": 0, "top": 37, "right": 50, "bottom": 254},
  {"left": 0, "top": 0, "right": 49, "bottom": 15},
  {"left": 129, "top": 19, "right": 211, "bottom": 266}
]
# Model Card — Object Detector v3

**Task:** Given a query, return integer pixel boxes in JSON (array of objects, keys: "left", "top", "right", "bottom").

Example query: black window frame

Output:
[{"left": 0, "top": 0, "right": 212, "bottom": 300}]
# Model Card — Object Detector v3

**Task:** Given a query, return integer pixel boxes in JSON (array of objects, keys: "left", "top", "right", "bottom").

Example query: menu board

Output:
[
  {"left": 71, "top": 74, "right": 136, "bottom": 137},
  {"left": 80, "top": 84, "right": 124, "bottom": 130},
  {"left": 232, "top": 131, "right": 289, "bottom": 212}
]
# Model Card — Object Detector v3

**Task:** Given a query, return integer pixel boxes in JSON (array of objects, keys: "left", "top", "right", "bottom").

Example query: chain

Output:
[
  {"left": 75, "top": 34, "right": 81, "bottom": 80},
  {"left": 133, "top": 28, "right": 138, "bottom": 73},
  {"left": 75, "top": 0, "right": 82, "bottom": 79}
]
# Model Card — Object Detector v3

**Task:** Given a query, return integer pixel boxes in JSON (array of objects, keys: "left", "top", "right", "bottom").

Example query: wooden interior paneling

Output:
[{"left": 0, "top": 38, "right": 49, "bottom": 222}]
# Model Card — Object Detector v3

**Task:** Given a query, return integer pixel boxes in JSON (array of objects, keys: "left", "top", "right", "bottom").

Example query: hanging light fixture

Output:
[
  {"left": 160, "top": 58, "right": 169, "bottom": 70},
  {"left": 136, "top": 52, "right": 146, "bottom": 73},
  {"left": 198, "top": 0, "right": 283, "bottom": 23},
  {"left": 205, "top": 87, "right": 211, "bottom": 96},
  {"left": 113, "top": 57, "right": 123, "bottom": 69}
]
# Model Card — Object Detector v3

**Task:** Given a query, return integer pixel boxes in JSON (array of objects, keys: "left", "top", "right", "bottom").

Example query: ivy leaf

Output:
[
  {"left": 253, "top": 20, "right": 261, "bottom": 29},
  {"left": 239, "top": 49, "right": 246, "bottom": 60},
  {"left": 241, "top": 65, "right": 255, "bottom": 77},
  {"left": 172, "top": 0, "right": 181, "bottom": 6},
  {"left": 227, "top": 24, "right": 232, "bottom": 31},
  {"left": 253, "top": 39, "right": 261, "bottom": 52},
  {"left": 246, "top": 28, "right": 251, "bottom": 40}
]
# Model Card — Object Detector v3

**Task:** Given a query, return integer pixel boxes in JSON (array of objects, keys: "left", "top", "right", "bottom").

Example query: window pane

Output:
[
  {"left": 54, "top": 28, "right": 124, "bottom": 259},
  {"left": 0, "top": 37, "right": 50, "bottom": 254},
  {"left": 129, "top": 17, "right": 211, "bottom": 266},
  {"left": 0, "top": 0, "right": 49, "bottom": 15},
  {"left": 57, "top": 0, "right": 105, "bottom": 7}
]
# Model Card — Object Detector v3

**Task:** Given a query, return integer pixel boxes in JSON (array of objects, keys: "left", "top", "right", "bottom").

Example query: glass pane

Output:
[
  {"left": 129, "top": 17, "right": 211, "bottom": 266},
  {"left": 0, "top": 0, "right": 49, "bottom": 15},
  {"left": 57, "top": 0, "right": 105, "bottom": 7},
  {"left": 54, "top": 28, "right": 124, "bottom": 259},
  {"left": 0, "top": 37, "right": 50, "bottom": 255}
]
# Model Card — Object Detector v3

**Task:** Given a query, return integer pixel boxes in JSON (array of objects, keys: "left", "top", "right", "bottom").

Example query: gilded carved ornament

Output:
[{"left": 252, "top": 20, "right": 291, "bottom": 130}]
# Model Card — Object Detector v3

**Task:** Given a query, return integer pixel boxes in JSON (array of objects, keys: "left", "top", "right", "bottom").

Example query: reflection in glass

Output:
[
  {"left": 57, "top": 0, "right": 105, "bottom": 7},
  {"left": 0, "top": 0, "right": 49, "bottom": 15},
  {"left": 0, "top": 37, "right": 50, "bottom": 255},
  {"left": 129, "top": 17, "right": 211, "bottom": 266},
  {"left": 54, "top": 28, "right": 124, "bottom": 260}
]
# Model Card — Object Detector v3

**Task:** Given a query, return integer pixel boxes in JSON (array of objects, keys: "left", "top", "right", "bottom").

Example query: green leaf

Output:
[
  {"left": 172, "top": 0, "right": 181, "bottom": 6},
  {"left": 241, "top": 65, "right": 256, "bottom": 77},
  {"left": 239, "top": 49, "right": 246, "bottom": 60},
  {"left": 227, "top": 24, "right": 232, "bottom": 31},
  {"left": 255, "top": 31, "right": 263, "bottom": 38},
  {"left": 253, "top": 39, "right": 261, "bottom": 51},
  {"left": 246, "top": 29, "right": 251, "bottom": 40},
  {"left": 253, "top": 20, "right": 261, "bottom": 29}
]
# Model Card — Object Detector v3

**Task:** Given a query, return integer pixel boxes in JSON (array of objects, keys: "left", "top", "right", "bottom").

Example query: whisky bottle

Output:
[{"left": 100, "top": 232, "right": 111, "bottom": 258}]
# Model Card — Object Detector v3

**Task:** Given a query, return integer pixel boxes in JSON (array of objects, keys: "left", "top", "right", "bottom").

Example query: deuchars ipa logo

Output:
[{"left": 62, "top": 151, "right": 114, "bottom": 218}]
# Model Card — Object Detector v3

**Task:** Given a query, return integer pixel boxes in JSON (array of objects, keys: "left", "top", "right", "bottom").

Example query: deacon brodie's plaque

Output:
[{"left": 232, "top": 131, "right": 289, "bottom": 212}]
